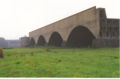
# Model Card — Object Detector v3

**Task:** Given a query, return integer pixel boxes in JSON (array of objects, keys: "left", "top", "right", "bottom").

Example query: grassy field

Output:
[{"left": 0, "top": 47, "right": 119, "bottom": 77}]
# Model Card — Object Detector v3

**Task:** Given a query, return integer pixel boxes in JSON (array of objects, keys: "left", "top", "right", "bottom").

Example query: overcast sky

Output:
[{"left": 0, "top": 0, "right": 119, "bottom": 40}]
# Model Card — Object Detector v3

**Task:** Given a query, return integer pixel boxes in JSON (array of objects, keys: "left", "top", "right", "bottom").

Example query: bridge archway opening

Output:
[
  {"left": 37, "top": 35, "right": 46, "bottom": 46},
  {"left": 66, "top": 26, "right": 95, "bottom": 47},
  {"left": 30, "top": 38, "right": 35, "bottom": 46},
  {"left": 48, "top": 32, "right": 63, "bottom": 47}
]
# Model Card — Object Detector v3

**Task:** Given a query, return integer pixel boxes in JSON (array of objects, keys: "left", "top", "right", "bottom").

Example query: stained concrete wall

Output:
[
  {"left": 29, "top": 6, "right": 100, "bottom": 44},
  {"left": 28, "top": 6, "right": 119, "bottom": 47},
  {"left": 106, "top": 19, "right": 119, "bottom": 38},
  {"left": 98, "top": 8, "right": 119, "bottom": 39},
  {"left": 92, "top": 8, "right": 119, "bottom": 47}
]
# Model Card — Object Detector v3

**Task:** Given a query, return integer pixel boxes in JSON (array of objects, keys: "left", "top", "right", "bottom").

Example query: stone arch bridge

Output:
[{"left": 21, "top": 6, "right": 119, "bottom": 47}]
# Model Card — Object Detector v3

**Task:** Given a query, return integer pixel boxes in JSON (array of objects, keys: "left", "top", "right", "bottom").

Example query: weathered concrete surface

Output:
[
  {"left": 27, "top": 6, "right": 119, "bottom": 47},
  {"left": 29, "top": 6, "right": 100, "bottom": 43}
]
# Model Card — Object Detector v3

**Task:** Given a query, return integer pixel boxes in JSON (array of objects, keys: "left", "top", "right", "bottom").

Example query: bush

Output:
[{"left": 0, "top": 48, "right": 4, "bottom": 58}]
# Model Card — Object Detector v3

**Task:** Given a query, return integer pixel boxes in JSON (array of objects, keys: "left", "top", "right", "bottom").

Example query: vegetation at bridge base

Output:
[
  {"left": 0, "top": 48, "right": 4, "bottom": 58},
  {"left": 0, "top": 47, "right": 119, "bottom": 77}
]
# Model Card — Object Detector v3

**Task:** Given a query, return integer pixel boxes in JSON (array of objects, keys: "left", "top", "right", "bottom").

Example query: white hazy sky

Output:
[{"left": 0, "top": 0, "right": 120, "bottom": 40}]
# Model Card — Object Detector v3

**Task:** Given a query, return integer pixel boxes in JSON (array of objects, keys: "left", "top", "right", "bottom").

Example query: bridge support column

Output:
[
  {"left": 44, "top": 43, "right": 48, "bottom": 46},
  {"left": 61, "top": 41, "right": 66, "bottom": 47}
]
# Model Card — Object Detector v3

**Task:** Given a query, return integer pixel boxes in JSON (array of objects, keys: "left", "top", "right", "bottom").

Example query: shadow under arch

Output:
[
  {"left": 37, "top": 35, "right": 46, "bottom": 46},
  {"left": 66, "top": 25, "right": 95, "bottom": 47},
  {"left": 29, "top": 37, "right": 35, "bottom": 47},
  {"left": 48, "top": 32, "right": 63, "bottom": 47}
]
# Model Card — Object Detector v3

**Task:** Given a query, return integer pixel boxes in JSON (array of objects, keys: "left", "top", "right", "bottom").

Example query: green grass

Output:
[{"left": 0, "top": 47, "right": 119, "bottom": 77}]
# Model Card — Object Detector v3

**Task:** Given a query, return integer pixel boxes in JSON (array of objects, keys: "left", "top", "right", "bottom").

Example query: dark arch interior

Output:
[
  {"left": 30, "top": 38, "right": 35, "bottom": 46},
  {"left": 48, "top": 32, "right": 63, "bottom": 47},
  {"left": 37, "top": 35, "right": 46, "bottom": 46},
  {"left": 66, "top": 26, "right": 95, "bottom": 47}
]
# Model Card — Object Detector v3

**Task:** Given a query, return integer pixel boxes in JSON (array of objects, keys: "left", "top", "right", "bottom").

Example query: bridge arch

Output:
[
  {"left": 66, "top": 25, "right": 95, "bottom": 47},
  {"left": 37, "top": 35, "right": 46, "bottom": 46},
  {"left": 48, "top": 32, "right": 63, "bottom": 46}
]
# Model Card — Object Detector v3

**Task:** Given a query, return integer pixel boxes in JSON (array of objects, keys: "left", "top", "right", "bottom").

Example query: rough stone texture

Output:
[{"left": 22, "top": 6, "right": 119, "bottom": 48}]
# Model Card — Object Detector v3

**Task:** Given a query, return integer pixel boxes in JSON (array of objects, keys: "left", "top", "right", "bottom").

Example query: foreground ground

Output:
[{"left": 0, "top": 47, "right": 119, "bottom": 77}]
